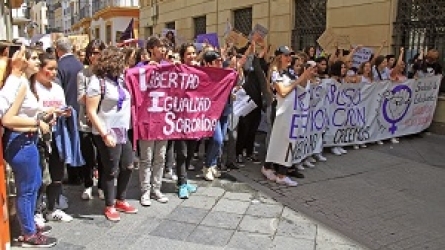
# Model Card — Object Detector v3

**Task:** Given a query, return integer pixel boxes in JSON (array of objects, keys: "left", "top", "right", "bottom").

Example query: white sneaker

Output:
[
  {"left": 202, "top": 167, "right": 214, "bottom": 181},
  {"left": 353, "top": 145, "right": 360, "bottom": 150},
  {"left": 164, "top": 169, "right": 178, "bottom": 181},
  {"left": 303, "top": 160, "right": 315, "bottom": 169},
  {"left": 314, "top": 154, "right": 327, "bottom": 162},
  {"left": 360, "top": 144, "right": 367, "bottom": 148},
  {"left": 331, "top": 147, "right": 342, "bottom": 156},
  {"left": 391, "top": 138, "right": 400, "bottom": 144},
  {"left": 306, "top": 156, "right": 316, "bottom": 163},
  {"left": 97, "top": 189, "right": 105, "bottom": 200},
  {"left": 377, "top": 141, "right": 384, "bottom": 145},
  {"left": 34, "top": 213, "right": 46, "bottom": 228},
  {"left": 295, "top": 164, "right": 305, "bottom": 171},
  {"left": 338, "top": 147, "right": 347, "bottom": 154},
  {"left": 55, "top": 195, "right": 68, "bottom": 210},
  {"left": 210, "top": 166, "right": 221, "bottom": 178},
  {"left": 46, "top": 209, "right": 73, "bottom": 222},
  {"left": 81, "top": 187, "right": 93, "bottom": 200},
  {"left": 151, "top": 190, "right": 169, "bottom": 203},
  {"left": 276, "top": 176, "right": 298, "bottom": 187},
  {"left": 261, "top": 167, "right": 277, "bottom": 181},
  {"left": 140, "top": 191, "right": 151, "bottom": 206}
]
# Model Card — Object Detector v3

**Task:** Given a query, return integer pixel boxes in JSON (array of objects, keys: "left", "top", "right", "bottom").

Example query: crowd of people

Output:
[{"left": 0, "top": 33, "right": 442, "bottom": 248}]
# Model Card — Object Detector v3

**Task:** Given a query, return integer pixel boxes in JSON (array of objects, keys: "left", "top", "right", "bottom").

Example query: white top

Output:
[
  {"left": 372, "top": 66, "right": 391, "bottom": 81},
  {"left": 1, "top": 75, "right": 40, "bottom": 119},
  {"left": 35, "top": 81, "right": 66, "bottom": 111},
  {"left": 86, "top": 75, "right": 131, "bottom": 135},
  {"left": 359, "top": 75, "right": 373, "bottom": 84}
]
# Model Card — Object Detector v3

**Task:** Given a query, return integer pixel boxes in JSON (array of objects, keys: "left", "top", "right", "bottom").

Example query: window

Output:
[
  {"left": 234, "top": 7, "right": 252, "bottom": 36},
  {"left": 145, "top": 26, "right": 153, "bottom": 38},
  {"left": 165, "top": 21, "right": 175, "bottom": 30},
  {"left": 291, "top": 0, "right": 327, "bottom": 51},
  {"left": 106, "top": 25, "right": 112, "bottom": 44},
  {"left": 95, "top": 27, "right": 100, "bottom": 40},
  {"left": 193, "top": 16, "right": 206, "bottom": 38}
]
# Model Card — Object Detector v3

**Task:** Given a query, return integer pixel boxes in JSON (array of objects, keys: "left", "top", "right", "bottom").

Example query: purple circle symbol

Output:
[{"left": 382, "top": 85, "right": 412, "bottom": 134}]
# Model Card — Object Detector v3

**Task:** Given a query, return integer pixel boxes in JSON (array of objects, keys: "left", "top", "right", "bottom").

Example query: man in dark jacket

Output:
[
  {"left": 55, "top": 37, "right": 83, "bottom": 113},
  {"left": 55, "top": 37, "right": 84, "bottom": 185}
]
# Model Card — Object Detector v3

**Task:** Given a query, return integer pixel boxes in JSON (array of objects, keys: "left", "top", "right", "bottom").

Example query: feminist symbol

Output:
[{"left": 382, "top": 85, "right": 412, "bottom": 134}]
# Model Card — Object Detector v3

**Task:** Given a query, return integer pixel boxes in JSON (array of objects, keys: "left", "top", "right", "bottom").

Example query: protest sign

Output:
[
  {"left": 266, "top": 76, "right": 441, "bottom": 166},
  {"left": 196, "top": 33, "right": 220, "bottom": 48},
  {"left": 232, "top": 89, "right": 258, "bottom": 117},
  {"left": 351, "top": 47, "right": 373, "bottom": 68},
  {"left": 125, "top": 65, "right": 238, "bottom": 140},
  {"left": 337, "top": 34, "right": 351, "bottom": 50},
  {"left": 249, "top": 24, "right": 269, "bottom": 44},
  {"left": 317, "top": 28, "right": 338, "bottom": 54},
  {"left": 225, "top": 30, "right": 249, "bottom": 49}
]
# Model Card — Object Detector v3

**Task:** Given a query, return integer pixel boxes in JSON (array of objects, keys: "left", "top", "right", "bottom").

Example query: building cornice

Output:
[{"left": 92, "top": 7, "right": 139, "bottom": 21}]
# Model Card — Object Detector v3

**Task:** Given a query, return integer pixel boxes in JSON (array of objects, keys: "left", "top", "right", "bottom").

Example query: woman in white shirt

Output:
[
  {"left": 86, "top": 47, "right": 137, "bottom": 222},
  {"left": 32, "top": 52, "right": 73, "bottom": 223},
  {"left": 2, "top": 47, "right": 57, "bottom": 247}
]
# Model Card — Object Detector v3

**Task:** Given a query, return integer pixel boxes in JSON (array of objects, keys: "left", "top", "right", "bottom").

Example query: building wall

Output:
[
  {"left": 139, "top": 0, "right": 293, "bottom": 50},
  {"left": 327, "top": 0, "right": 397, "bottom": 54},
  {"left": 91, "top": 16, "right": 137, "bottom": 45},
  {"left": 139, "top": 0, "right": 400, "bottom": 54},
  {"left": 54, "top": 7, "right": 62, "bottom": 31},
  {"left": 31, "top": 1, "right": 48, "bottom": 34}
]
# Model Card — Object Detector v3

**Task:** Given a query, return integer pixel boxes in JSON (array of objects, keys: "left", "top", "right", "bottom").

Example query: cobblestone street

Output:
[{"left": 11, "top": 175, "right": 364, "bottom": 250}]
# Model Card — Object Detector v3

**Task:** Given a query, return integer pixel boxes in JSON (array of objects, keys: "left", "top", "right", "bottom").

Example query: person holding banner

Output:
[
  {"left": 202, "top": 50, "right": 228, "bottom": 181},
  {"left": 262, "top": 46, "right": 309, "bottom": 186},
  {"left": 86, "top": 48, "right": 137, "bottom": 222},
  {"left": 137, "top": 37, "right": 171, "bottom": 206},
  {"left": 329, "top": 61, "right": 350, "bottom": 155}
]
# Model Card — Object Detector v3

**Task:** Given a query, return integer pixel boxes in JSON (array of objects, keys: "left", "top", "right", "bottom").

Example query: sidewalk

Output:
[
  {"left": 230, "top": 133, "right": 445, "bottom": 250},
  {"left": 10, "top": 174, "right": 365, "bottom": 249}
]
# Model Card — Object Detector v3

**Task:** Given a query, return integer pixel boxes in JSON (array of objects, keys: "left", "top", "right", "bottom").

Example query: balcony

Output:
[
  {"left": 79, "top": 5, "right": 92, "bottom": 19},
  {"left": 92, "top": 0, "right": 139, "bottom": 15}
]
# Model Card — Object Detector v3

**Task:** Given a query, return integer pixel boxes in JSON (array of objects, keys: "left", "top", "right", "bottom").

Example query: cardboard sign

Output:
[
  {"left": 337, "top": 34, "right": 351, "bottom": 50},
  {"left": 317, "top": 28, "right": 337, "bottom": 54},
  {"left": 225, "top": 30, "right": 249, "bottom": 49},
  {"left": 68, "top": 35, "right": 89, "bottom": 50}
]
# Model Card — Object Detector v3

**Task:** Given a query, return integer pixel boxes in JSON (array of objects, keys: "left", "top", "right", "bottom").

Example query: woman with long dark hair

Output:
[{"left": 2, "top": 46, "right": 57, "bottom": 247}]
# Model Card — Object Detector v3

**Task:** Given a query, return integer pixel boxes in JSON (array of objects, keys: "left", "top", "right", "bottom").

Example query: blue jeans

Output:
[
  {"left": 205, "top": 116, "right": 229, "bottom": 167},
  {"left": 3, "top": 131, "right": 41, "bottom": 236}
]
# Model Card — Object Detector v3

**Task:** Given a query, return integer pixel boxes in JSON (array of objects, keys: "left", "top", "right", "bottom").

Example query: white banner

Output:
[{"left": 266, "top": 76, "right": 441, "bottom": 166}]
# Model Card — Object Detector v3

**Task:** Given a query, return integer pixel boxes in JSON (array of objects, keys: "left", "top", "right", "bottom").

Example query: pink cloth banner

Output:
[{"left": 125, "top": 64, "right": 237, "bottom": 141}]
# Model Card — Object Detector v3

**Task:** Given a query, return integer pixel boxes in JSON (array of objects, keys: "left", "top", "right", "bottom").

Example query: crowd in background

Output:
[{"left": 0, "top": 32, "right": 442, "bottom": 248}]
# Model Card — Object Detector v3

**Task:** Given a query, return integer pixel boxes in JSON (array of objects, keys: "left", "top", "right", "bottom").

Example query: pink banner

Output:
[{"left": 126, "top": 64, "right": 237, "bottom": 141}]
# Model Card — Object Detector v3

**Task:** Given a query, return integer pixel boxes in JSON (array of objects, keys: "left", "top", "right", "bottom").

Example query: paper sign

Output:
[
  {"left": 352, "top": 47, "right": 373, "bottom": 68},
  {"left": 317, "top": 28, "right": 337, "bottom": 54},
  {"left": 232, "top": 89, "right": 258, "bottom": 117},
  {"left": 225, "top": 30, "right": 249, "bottom": 49},
  {"left": 249, "top": 24, "right": 269, "bottom": 44},
  {"left": 196, "top": 33, "right": 220, "bottom": 48}
]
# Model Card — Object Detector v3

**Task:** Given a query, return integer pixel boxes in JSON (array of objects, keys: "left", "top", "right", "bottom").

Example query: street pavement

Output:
[
  {"left": 230, "top": 133, "right": 445, "bottom": 250},
  {"left": 10, "top": 169, "right": 365, "bottom": 249}
]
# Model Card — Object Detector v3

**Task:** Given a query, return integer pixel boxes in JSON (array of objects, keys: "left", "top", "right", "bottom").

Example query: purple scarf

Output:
[{"left": 107, "top": 74, "right": 125, "bottom": 111}]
